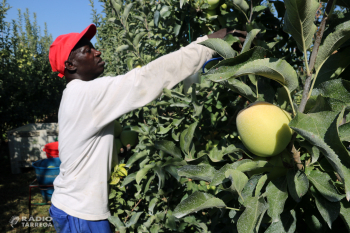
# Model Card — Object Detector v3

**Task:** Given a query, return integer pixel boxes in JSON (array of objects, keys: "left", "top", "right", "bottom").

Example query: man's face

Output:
[{"left": 68, "top": 37, "right": 105, "bottom": 81}]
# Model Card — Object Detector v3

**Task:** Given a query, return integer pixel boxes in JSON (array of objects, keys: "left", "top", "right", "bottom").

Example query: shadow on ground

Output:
[{"left": 0, "top": 142, "right": 55, "bottom": 232}]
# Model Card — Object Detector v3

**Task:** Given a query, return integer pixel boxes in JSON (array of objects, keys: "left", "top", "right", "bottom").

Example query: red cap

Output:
[{"left": 49, "top": 24, "right": 97, "bottom": 78}]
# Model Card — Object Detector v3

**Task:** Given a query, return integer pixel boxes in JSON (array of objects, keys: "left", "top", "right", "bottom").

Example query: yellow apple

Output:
[
  {"left": 207, "top": 0, "right": 220, "bottom": 10},
  {"left": 221, "top": 3, "right": 227, "bottom": 9},
  {"left": 236, "top": 102, "right": 293, "bottom": 157},
  {"left": 136, "top": 65, "right": 142, "bottom": 68}
]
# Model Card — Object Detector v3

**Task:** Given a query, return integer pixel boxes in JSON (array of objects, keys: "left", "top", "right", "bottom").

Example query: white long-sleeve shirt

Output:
[{"left": 51, "top": 36, "right": 215, "bottom": 220}]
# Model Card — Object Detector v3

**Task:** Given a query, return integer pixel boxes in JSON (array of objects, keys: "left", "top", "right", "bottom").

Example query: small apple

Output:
[
  {"left": 221, "top": 3, "right": 227, "bottom": 9},
  {"left": 236, "top": 102, "right": 293, "bottom": 157},
  {"left": 47, "top": 166, "right": 55, "bottom": 168},
  {"left": 207, "top": 0, "right": 220, "bottom": 10}
]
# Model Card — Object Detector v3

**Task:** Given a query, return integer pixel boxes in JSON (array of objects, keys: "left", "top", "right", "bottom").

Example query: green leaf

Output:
[
  {"left": 160, "top": 5, "right": 171, "bottom": 18},
  {"left": 173, "top": 191, "right": 226, "bottom": 218},
  {"left": 208, "top": 58, "right": 298, "bottom": 92},
  {"left": 236, "top": 160, "right": 271, "bottom": 173},
  {"left": 164, "top": 165, "right": 181, "bottom": 181},
  {"left": 237, "top": 196, "right": 267, "bottom": 233},
  {"left": 136, "top": 163, "right": 155, "bottom": 184},
  {"left": 154, "top": 11, "right": 160, "bottom": 28},
  {"left": 290, "top": 110, "right": 350, "bottom": 200},
  {"left": 111, "top": 0, "right": 122, "bottom": 15},
  {"left": 125, "top": 150, "right": 149, "bottom": 167},
  {"left": 283, "top": 0, "right": 319, "bottom": 52},
  {"left": 241, "top": 29, "right": 260, "bottom": 53},
  {"left": 255, "top": 174, "right": 268, "bottom": 197},
  {"left": 133, "top": 32, "right": 147, "bottom": 46},
  {"left": 149, "top": 197, "right": 158, "bottom": 215},
  {"left": 154, "top": 165, "right": 166, "bottom": 189},
  {"left": 165, "top": 210, "right": 177, "bottom": 231},
  {"left": 232, "top": 0, "right": 249, "bottom": 13},
  {"left": 312, "top": 79, "right": 350, "bottom": 106},
  {"left": 315, "top": 20, "right": 350, "bottom": 73},
  {"left": 314, "top": 47, "right": 350, "bottom": 88},
  {"left": 211, "top": 160, "right": 251, "bottom": 186},
  {"left": 199, "top": 38, "right": 236, "bottom": 59},
  {"left": 339, "top": 122, "right": 350, "bottom": 142},
  {"left": 308, "top": 169, "right": 345, "bottom": 202},
  {"left": 241, "top": 175, "right": 263, "bottom": 204},
  {"left": 108, "top": 216, "right": 126, "bottom": 232},
  {"left": 125, "top": 212, "right": 143, "bottom": 228},
  {"left": 224, "top": 34, "right": 241, "bottom": 46},
  {"left": 180, "top": 122, "right": 198, "bottom": 155},
  {"left": 154, "top": 140, "right": 182, "bottom": 159},
  {"left": 174, "top": 24, "right": 181, "bottom": 37},
  {"left": 310, "top": 186, "right": 340, "bottom": 229},
  {"left": 207, "top": 46, "right": 267, "bottom": 72},
  {"left": 116, "top": 45, "right": 129, "bottom": 53},
  {"left": 265, "top": 209, "right": 297, "bottom": 233},
  {"left": 225, "top": 169, "right": 249, "bottom": 201},
  {"left": 178, "top": 164, "right": 216, "bottom": 182},
  {"left": 266, "top": 176, "right": 289, "bottom": 222},
  {"left": 122, "top": 3, "right": 133, "bottom": 22},
  {"left": 287, "top": 170, "right": 309, "bottom": 203},
  {"left": 225, "top": 78, "right": 257, "bottom": 102},
  {"left": 121, "top": 172, "right": 137, "bottom": 187},
  {"left": 340, "top": 199, "right": 350, "bottom": 231}
]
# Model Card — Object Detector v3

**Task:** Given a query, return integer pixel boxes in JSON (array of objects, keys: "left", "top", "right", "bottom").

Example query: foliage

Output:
[
  {"left": 92, "top": 0, "right": 350, "bottom": 232},
  {"left": 0, "top": 0, "right": 65, "bottom": 144}
]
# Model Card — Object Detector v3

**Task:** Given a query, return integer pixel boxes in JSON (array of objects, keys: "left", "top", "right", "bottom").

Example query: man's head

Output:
[
  {"left": 64, "top": 37, "right": 105, "bottom": 82},
  {"left": 49, "top": 24, "right": 105, "bottom": 82}
]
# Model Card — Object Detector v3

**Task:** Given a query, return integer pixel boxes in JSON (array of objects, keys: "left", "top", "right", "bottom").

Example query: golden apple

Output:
[
  {"left": 236, "top": 102, "right": 293, "bottom": 157},
  {"left": 207, "top": 0, "right": 220, "bottom": 10}
]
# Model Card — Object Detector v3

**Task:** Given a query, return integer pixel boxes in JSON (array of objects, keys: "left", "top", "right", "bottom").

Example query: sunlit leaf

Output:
[{"left": 173, "top": 191, "right": 226, "bottom": 218}]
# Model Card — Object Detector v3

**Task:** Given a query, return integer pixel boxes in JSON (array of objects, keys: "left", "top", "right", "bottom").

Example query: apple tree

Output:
[{"left": 91, "top": 0, "right": 350, "bottom": 232}]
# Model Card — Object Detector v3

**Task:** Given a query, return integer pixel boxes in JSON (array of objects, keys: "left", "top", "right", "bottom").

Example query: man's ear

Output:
[{"left": 64, "top": 60, "right": 77, "bottom": 72}]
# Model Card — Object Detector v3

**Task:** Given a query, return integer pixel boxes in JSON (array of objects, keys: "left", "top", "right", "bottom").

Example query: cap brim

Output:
[{"left": 80, "top": 24, "right": 96, "bottom": 41}]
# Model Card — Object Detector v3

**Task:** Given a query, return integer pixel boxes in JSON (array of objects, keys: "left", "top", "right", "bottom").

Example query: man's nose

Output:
[{"left": 94, "top": 49, "right": 101, "bottom": 56}]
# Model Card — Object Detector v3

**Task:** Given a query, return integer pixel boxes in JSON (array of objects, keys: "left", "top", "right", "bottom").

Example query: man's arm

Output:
[{"left": 90, "top": 30, "right": 246, "bottom": 127}]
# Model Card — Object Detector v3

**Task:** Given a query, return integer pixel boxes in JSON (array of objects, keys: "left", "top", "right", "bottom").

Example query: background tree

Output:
[{"left": 0, "top": 0, "right": 65, "bottom": 146}]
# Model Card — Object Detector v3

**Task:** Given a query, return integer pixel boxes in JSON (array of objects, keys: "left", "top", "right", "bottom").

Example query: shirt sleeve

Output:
[{"left": 88, "top": 36, "right": 215, "bottom": 128}]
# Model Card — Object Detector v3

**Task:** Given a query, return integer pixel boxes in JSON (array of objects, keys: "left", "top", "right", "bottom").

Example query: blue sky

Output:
[{"left": 5, "top": 0, "right": 105, "bottom": 45}]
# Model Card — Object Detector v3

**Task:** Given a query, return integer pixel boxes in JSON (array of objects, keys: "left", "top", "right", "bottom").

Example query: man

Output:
[{"left": 48, "top": 24, "right": 245, "bottom": 232}]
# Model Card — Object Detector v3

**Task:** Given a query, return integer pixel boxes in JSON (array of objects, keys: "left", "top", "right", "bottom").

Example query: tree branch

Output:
[
  {"left": 291, "top": 0, "right": 335, "bottom": 170},
  {"left": 298, "top": 0, "right": 334, "bottom": 113}
]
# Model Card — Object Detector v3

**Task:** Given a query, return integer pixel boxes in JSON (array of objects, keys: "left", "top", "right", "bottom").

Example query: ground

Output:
[{"left": 0, "top": 142, "right": 56, "bottom": 233}]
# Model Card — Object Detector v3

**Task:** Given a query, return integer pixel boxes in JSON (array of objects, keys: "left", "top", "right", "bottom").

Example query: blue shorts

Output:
[{"left": 49, "top": 204, "right": 112, "bottom": 233}]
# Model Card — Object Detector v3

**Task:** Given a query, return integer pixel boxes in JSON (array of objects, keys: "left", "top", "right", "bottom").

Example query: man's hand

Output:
[{"left": 207, "top": 28, "right": 248, "bottom": 52}]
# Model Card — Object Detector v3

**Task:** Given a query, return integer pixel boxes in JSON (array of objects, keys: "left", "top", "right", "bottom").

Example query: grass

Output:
[{"left": 0, "top": 142, "right": 56, "bottom": 233}]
